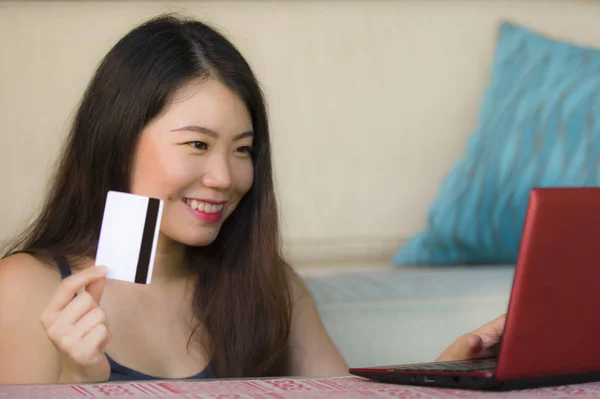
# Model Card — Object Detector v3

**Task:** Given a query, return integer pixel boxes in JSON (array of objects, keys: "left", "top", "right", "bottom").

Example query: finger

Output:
[
  {"left": 490, "top": 314, "right": 506, "bottom": 334},
  {"left": 69, "top": 307, "right": 108, "bottom": 341},
  {"left": 47, "top": 266, "right": 108, "bottom": 313},
  {"left": 69, "top": 324, "right": 109, "bottom": 365},
  {"left": 437, "top": 333, "right": 482, "bottom": 362},
  {"left": 466, "top": 334, "right": 484, "bottom": 357},
  {"left": 46, "top": 292, "right": 98, "bottom": 340},
  {"left": 472, "top": 314, "right": 506, "bottom": 347},
  {"left": 86, "top": 275, "right": 106, "bottom": 305},
  {"left": 476, "top": 341, "right": 501, "bottom": 359},
  {"left": 82, "top": 323, "right": 110, "bottom": 355},
  {"left": 62, "top": 292, "right": 99, "bottom": 325}
]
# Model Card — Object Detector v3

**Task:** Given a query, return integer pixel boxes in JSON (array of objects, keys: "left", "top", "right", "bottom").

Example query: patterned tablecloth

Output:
[{"left": 1, "top": 377, "right": 600, "bottom": 399}]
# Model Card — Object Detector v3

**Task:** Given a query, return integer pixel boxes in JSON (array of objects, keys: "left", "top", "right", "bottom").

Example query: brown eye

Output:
[
  {"left": 236, "top": 146, "right": 254, "bottom": 155},
  {"left": 187, "top": 141, "right": 208, "bottom": 150}
]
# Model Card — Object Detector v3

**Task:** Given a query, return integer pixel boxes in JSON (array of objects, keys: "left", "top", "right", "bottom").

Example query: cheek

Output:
[
  {"left": 233, "top": 162, "right": 254, "bottom": 197},
  {"left": 130, "top": 140, "right": 191, "bottom": 200}
]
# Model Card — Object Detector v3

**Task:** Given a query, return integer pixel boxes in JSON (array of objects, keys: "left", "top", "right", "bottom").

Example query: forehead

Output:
[{"left": 157, "top": 78, "right": 253, "bottom": 134}]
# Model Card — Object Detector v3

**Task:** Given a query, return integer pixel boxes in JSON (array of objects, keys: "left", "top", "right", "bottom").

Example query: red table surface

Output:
[{"left": 1, "top": 376, "right": 600, "bottom": 398}]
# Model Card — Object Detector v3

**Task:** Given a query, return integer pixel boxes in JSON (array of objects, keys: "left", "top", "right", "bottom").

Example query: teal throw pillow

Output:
[{"left": 393, "top": 22, "right": 600, "bottom": 265}]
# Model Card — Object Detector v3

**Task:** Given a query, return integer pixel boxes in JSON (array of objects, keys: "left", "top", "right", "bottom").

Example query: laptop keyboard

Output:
[{"left": 391, "top": 358, "right": 497, "bottom": 372}]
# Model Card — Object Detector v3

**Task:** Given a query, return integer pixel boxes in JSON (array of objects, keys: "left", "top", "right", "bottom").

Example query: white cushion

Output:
[{"left": 301, "top": 264, "right": 514, "bottom": 366}]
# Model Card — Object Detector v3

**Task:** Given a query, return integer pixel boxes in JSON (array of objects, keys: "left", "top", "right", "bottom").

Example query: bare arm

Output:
[
  {"left": 0, "top": 254, "right": 63, "bottom": 384},
  {"left": 282, "top": 269, "right": 349, "bottom": 377}
]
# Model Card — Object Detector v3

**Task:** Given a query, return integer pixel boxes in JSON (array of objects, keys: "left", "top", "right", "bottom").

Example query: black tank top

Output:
[{"left": 54, "top": 255, "right": 212, "bottom": 381}]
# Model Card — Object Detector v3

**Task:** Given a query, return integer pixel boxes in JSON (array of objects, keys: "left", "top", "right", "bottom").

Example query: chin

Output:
[
  {"left": 185, "top": 237, "right": 218, "bottom": 247},
  {"left": 178, "top": 228, "right": 222, "bottom": 247},
  {"left": 160, "top": 223, "right": 222, "bottom": 248}
]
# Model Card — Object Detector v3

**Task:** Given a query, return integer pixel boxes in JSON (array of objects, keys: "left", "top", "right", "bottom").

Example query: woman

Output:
[{"left": 0, "top": 14, "right": 504, "bottom": 384}]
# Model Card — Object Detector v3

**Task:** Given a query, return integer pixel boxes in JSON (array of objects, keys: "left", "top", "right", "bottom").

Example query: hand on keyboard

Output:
[{"left": 436, "top": 314, "right": 506, "bottom": 362}]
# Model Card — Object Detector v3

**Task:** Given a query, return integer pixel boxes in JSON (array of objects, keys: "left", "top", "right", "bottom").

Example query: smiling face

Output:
[{"left": 129, "top": 78, "right": 255, "bottom": 248}]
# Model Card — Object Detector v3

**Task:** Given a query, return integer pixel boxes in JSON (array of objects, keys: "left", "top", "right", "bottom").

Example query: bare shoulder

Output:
[
  {"left": 281, "top": 263, "right": 349, "bottom": 376},
  {"left": 0, "top": 252, "right": 61, "bottom": 332},
  {"left": 0, "top": 253, "right": 62, "bottom": 384},
  {"left": 0, "top": 252, "right": 61, "bottom": 298},
  {"left": 282, "top": 262, "right": 311, "bottom": 305}
]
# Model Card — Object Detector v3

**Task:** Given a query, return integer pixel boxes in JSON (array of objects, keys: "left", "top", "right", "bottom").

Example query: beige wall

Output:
[{"left": 2, "top": 0, "right": 600, "bottom": 264}]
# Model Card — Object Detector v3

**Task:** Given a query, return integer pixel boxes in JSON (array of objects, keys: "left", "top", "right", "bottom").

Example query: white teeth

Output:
[
  {"left": 205, "top": 203, "right": 224, "bottom": 213},
  {"left": 185, "top": 198, "right": 224, "bottom": 213}
]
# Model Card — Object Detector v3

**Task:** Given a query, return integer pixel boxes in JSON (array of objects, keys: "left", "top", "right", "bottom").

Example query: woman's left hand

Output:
[{"left": 436, "top": 314, "right": 506, "bottom": 361}]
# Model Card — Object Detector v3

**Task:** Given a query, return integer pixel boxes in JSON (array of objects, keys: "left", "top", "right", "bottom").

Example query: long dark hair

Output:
[{"left": 2, "top": 14, "right": 292, "bottom": 378}]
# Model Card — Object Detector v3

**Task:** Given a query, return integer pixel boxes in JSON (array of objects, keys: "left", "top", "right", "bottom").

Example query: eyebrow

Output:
[{"left": 170, "top": 125, "right": 254, "bottom": 140}]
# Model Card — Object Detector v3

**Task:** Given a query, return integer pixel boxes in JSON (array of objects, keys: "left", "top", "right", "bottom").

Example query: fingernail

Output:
[{"left": 96, "top": 265, "right": 108, "bottom": 275}]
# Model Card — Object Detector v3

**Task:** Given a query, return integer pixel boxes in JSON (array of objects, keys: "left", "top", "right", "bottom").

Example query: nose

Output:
[{"left": 201, "top": 154, "right": 232, "bottom": 190}]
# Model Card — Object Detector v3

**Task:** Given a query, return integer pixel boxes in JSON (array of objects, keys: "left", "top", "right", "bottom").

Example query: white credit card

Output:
[{"left": 95, "top": 191, "right": 163, "bottom": 284}]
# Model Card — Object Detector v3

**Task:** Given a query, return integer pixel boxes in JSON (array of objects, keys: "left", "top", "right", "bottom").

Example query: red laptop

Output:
[{"left": 350, "top": 187, "right": 600, "bottom": 390}]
